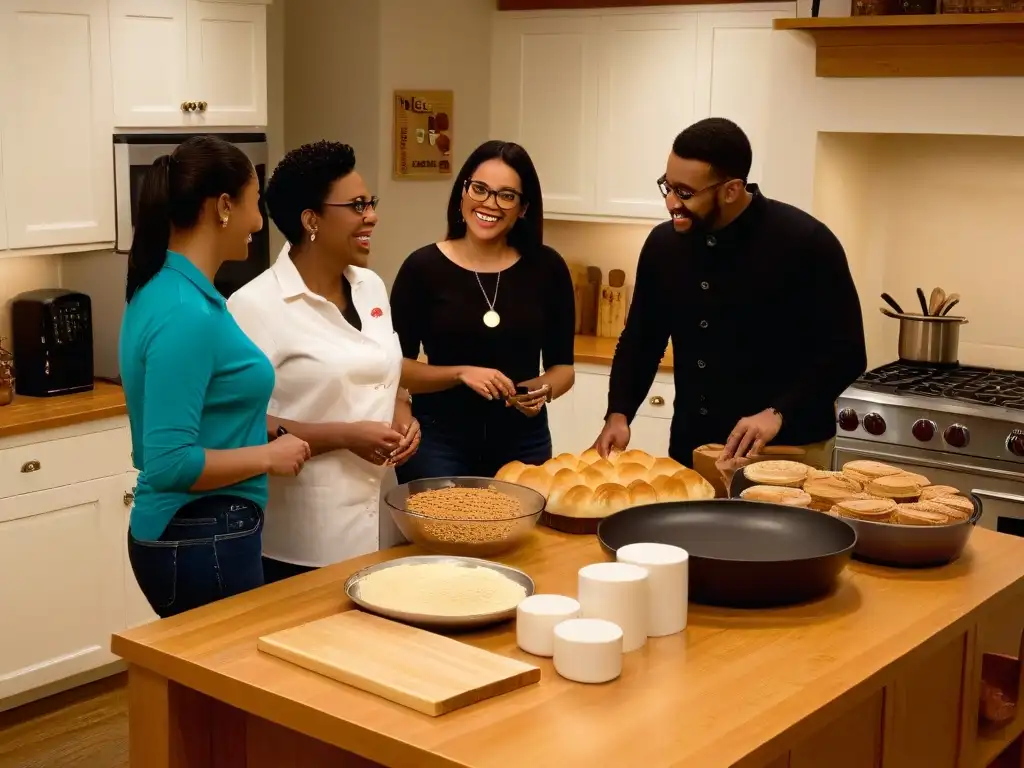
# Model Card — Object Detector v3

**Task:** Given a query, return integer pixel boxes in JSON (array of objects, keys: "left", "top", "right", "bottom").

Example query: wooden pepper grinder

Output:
[{"left": 0, "top": 336, "right": 14, "bottom": 407}]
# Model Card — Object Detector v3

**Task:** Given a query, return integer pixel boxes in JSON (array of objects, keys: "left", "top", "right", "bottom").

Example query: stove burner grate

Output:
[{"left": 854, "top": 362, "right": 1024, "bottom": 411}]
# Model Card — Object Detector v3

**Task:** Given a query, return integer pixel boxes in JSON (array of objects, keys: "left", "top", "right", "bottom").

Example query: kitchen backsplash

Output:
[
  {"left": 814, "top": 132, "right": 1024, "bottom": 371},
  {"left": 0, "top": 254, "right": 61, "bottom": 340},
  {"left": 544, "top": 219, "right": 656, "bottom": 290}
]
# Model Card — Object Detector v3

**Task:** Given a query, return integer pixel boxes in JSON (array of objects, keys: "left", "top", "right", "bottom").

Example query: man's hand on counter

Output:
[
  {"left": 721, "top": 408, "right": 783, "bottom": 461},
  {"left": 593, "top": 413, "right": 631, "bottom": 458}
]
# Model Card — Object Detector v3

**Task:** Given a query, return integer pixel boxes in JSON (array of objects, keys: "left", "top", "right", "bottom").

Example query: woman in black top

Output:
[{"left": 390, "top": 140, "right": 576, "bottom": 480}]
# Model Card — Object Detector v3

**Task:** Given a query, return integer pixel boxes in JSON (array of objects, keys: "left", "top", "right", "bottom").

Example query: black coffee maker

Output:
[{"left": 11, "top": 289, "right": 94, "bottom": 397}]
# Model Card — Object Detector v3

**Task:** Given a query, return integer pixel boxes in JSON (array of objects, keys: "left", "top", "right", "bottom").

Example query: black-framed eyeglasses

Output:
[
  {"left": 323, "top": 196, "right": 380, "bottom": 215},
  {"left": 657, "top": 176, "right": 736, "bottom": 202},
  {"left": 464, "top": 179, "right": 522, "bottom": 211}
]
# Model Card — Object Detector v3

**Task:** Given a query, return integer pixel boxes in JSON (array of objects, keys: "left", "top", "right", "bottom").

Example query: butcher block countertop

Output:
[
  {"left": 113, "top": 526, "right": 1024, "bottom": 768},
  {"left": 574, "top": 334, "right": 674, "bottom": 371},
  {"left": 0, "top": 381, "right": 127, "bottom": 439}
]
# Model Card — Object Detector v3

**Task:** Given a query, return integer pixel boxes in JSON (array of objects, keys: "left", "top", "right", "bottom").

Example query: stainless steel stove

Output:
[{"left": 836, "top": 362, "right": 1024, "bottom": 535}]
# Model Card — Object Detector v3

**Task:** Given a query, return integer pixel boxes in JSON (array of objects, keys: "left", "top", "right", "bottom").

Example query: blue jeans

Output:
[
  {"left": 127, "top": 495, "right": 264, "bottom": 619},
  {"left": 397, "top": 409, "right": 553, "bottom": 482}
]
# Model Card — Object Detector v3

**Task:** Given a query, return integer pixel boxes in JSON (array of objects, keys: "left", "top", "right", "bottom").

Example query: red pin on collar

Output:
[{"left": 370, "top": 307, "right": 383, "bottom": 318}]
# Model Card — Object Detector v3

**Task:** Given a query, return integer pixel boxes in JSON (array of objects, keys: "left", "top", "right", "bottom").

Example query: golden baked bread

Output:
[
  {"left": 802, "top": 476, "right": 865, "bottom": 511},
  {"left": 739, "top": 485, "right": 812, "bottom": 507},
  {"left": 894, "top": 471, "right": 932, "bottom": 488},
  {"left": 495, "top": 449, "right": 714, "bottom": 520},
  {"left": 929, "top": 494, "right": 973, "bottom": 521},
  {"left": 920, "top": 485, "right": 961, "bottom": 501},
  {"left": 742, "top": 460, "right": 809, "bottom": 488},
  {"left": 895, "top": 503, "right": 950, "bottom": 526},
  {"left": 865, "top": 474, "right": 923, "bottom": 503},
  {"left": 833, "top": 497, "right": 898, "bottom": 523},
  {"left": 841, "top": 460, "right": 902, "bottom": 484}
]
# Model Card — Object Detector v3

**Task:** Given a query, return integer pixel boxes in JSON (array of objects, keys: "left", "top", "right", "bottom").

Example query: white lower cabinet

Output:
[
  {"left": 0, "top": 476, "right": 124, "bottom": 700},
  {"left": 0, "top": 420, "right": 154, "bottom": 706},
  {"left": 551, "top": 365, "right": 674, "bottom": 458},
  {"left": 121, "top": 470, "right": 159, "bottom": 630}
]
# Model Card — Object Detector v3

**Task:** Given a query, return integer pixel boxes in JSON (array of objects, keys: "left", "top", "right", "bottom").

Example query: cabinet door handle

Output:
[
  {"left": 20, "top": 460, "right": 41, "bottom": 473},
  {"left": 649, "top": 396, "right": 665, "bottom": 406},
  {"left": 198, "top": 101, "right": 208, "bottom": 112},
  {"left": 123, "top": 491, "right": 135, "bottom": 507}
]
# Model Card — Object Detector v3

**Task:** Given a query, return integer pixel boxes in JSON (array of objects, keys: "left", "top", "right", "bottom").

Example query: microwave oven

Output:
[{"left": 61, "top": 132, "right": 270, "bottom": 382}]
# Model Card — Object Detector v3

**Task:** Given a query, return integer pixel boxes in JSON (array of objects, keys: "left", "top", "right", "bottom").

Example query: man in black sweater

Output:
[{"left": 593, "top": 118, "right": 867, "bottom": 468}]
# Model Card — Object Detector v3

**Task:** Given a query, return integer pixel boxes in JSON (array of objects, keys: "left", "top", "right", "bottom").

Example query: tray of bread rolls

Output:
[
  {"left": 496, "top": 449, "right": 715, "bottom": 534},
  {"left": 729, "top": 458, "right": 982, "bottom": 568}
]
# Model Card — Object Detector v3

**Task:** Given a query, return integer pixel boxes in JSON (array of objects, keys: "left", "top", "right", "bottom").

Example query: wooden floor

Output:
[{"left": 0, "top": 674, "right": 128, "bottom": 768}]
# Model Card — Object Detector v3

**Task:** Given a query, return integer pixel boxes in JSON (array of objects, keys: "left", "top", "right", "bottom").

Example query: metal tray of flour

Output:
[{"left": 343, "top": 555, "right": 536, "bottom": 630}]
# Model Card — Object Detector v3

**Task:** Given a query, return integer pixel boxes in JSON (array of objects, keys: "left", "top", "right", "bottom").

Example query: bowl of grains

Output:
[{"left": 384, "top": 477, "right": 546, "bottom": 557}]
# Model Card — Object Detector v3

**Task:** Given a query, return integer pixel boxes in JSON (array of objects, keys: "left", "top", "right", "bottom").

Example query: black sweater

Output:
[
  {"left": 607, "top": 187, "right": 867, "bottom": 462},
  {"left": 391, "top": 243, "right": 576, "bottom": 427}
]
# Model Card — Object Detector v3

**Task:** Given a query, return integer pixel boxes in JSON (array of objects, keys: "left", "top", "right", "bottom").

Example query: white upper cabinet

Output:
[
  {"left": 491, "top": 4, "right": 794, "bottom": 221},
  {"left": 186, "top": 0, "right": 267, "bottom": 127},
  {"left": 596, "top": 13, "right": 698, "bottom": 220},
  {"left": 0, "top": 0, "right": 115, "bottom": 250},
  {"left": 109, "top": 0, "right": 189, "bottom": 127},
  {"left": 694, "top": 10, "right": 791, "bottom": 189},
  {"left": 492, "top": 16, "right": 599, "bottom": 216},
  {"left": 109, "top": 0, "right": 268, "bottom": 128}
]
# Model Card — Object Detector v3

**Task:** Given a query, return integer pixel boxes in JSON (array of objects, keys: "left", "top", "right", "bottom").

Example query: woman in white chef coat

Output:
[{"left": 228, "top": 141, "right": 420, "bottom": 583}]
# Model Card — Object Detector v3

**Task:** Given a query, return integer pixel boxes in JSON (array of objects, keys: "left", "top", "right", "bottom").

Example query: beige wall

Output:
[
  {"left": 281, "top": 0, "right": 494, "bottom": 287},
  {"left": 814, "top": 133, "right": 1024, "bottom": 371},
  {"left": 0, "top": 255, "right": 61, "bottom": 340}
]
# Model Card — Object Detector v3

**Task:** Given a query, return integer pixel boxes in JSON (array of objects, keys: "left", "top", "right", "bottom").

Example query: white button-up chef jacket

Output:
[{"left": 227, "top": 247, "right": 404, "bottom": 567}]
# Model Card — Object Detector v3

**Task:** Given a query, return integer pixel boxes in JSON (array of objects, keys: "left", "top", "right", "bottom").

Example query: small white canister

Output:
[{"left": 516, "top": 594, "right": 581, "bottom": 657}]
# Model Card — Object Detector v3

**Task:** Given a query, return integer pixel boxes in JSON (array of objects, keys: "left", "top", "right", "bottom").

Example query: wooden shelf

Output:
[{"left": 773, "top": 14, "right": 1024, "bottom": 78}]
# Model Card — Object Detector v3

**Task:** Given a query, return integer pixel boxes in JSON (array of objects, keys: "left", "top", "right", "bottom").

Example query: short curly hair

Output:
[
  {"left": 265, "top": 140, "right": 357, "bottom": 245},
  {"left": 671, "top": 118, "right": 752, "bottom": 183}
]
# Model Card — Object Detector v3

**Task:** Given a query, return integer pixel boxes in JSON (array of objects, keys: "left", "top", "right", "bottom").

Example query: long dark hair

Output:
[
  {"left": 126, "top": 135, "right": 254, "bottom": 302},
  {"left": 445, "top": 140, "right": 544, "bottom": 255}
]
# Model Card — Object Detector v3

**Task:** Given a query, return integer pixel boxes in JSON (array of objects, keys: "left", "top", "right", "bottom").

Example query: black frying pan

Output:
[{"left": 597, "top": 501, "right": 856, "bottom": 609}]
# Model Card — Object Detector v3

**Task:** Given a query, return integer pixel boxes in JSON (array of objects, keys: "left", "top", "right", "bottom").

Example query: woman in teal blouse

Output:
[{"left": 120, "top": 135, "right": 311, "bottom": 618}]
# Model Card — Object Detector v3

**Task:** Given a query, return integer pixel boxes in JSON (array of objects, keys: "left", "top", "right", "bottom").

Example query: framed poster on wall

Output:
[{"left": 393, "top": 90, "right": 453, "bottom": 180}]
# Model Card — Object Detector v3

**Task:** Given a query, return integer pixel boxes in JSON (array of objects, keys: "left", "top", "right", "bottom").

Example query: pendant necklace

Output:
[{"left": 475, "top": 270, "right": 501, "bottom": 328}]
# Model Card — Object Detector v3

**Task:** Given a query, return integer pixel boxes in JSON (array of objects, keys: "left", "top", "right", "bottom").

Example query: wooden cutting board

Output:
[
  {"left": 598, "top": 269, "right": 627, "bottom": 339},
  {"left": 581, "top": 266, "right": 602, "bottom": 336},
  {"left": 257, "top": 610, "right": 540, "bottom": 716},
  {"left": 567, "top": 261, "right": 589, "bottom": 335}
]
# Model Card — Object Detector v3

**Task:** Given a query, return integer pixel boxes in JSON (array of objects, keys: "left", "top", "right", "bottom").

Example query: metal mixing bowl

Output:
[{"left": 384, "top": 476, "right": 546, "bottom": 557}]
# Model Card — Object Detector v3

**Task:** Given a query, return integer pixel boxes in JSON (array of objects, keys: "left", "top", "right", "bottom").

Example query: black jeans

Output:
[
  {"left": 127, "top": 495, "right": 264, "bottom": 619},
  {"left": 397, "top": 409, "right": 553, "bottom": 482}
]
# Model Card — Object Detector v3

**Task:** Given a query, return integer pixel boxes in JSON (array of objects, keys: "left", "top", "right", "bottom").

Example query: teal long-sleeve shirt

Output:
[{"left": 120, "top": 251, "right": 275, "bottom": 540}]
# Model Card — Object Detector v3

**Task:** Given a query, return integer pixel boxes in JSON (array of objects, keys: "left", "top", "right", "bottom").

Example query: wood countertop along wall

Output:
[
  {"left": 0, "top": 381, "right": 128, "bottom": 440},
  {"left": 1, "top": 336, "right": 669, "bottom": 440}
]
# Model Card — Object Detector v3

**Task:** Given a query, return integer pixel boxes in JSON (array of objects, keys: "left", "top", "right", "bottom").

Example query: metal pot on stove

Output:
[{"left": 880, "top": 308, "right": 967, "bottom": 366}]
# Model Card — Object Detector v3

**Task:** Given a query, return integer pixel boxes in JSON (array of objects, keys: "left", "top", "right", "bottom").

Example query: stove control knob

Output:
[
  {"left": 944, "top": 424, "right": 970, "bottom": 449},
  {"left": 837, "top": 408, "right": 859, "bottom": 431},
  {"left": 912, "top": 419, "right": 936, "bottom": 442},
  {"left": 1007, "top": 430, "right": 1024, "bottom": 457},
  {"left": 863, "top": 412, "right": 886, "bottom": 436}
]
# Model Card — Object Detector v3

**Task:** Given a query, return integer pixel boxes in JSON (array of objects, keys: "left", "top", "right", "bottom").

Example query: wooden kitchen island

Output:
[{"left": 112, "top": 527, "right": 1024, "bottom": 768}]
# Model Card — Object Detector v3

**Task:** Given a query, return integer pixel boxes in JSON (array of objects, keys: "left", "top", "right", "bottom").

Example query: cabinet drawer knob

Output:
[
  {"left": 123, "top": 491, "right": 135, "bottom": 507},
  {"left": 649, "top": 396, "right": 665, "bottom": 406},
  {"left": 20, "top": 460, "right": 41, "bottom": 473}
]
